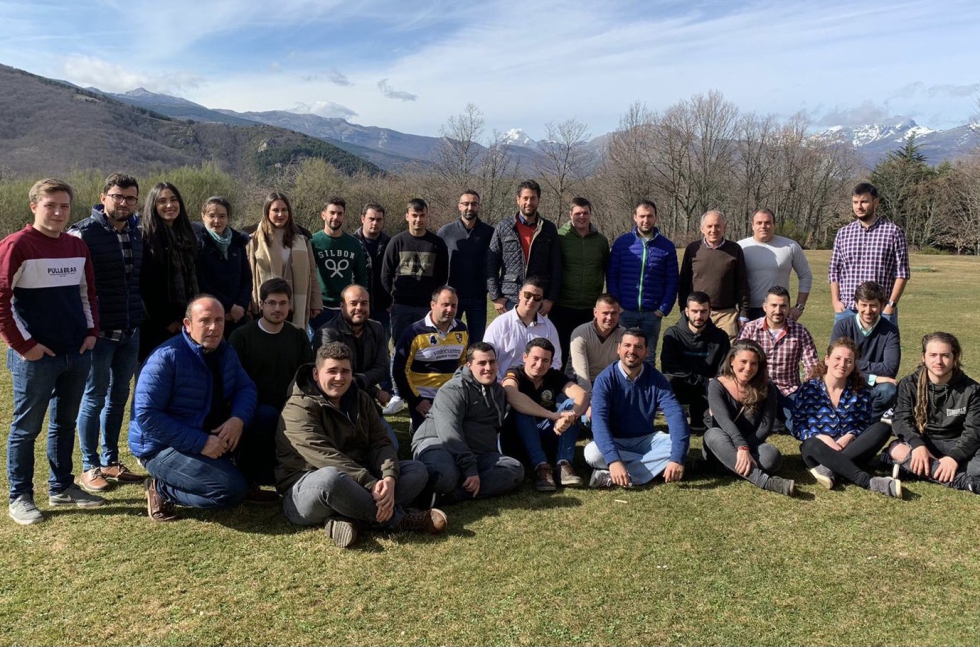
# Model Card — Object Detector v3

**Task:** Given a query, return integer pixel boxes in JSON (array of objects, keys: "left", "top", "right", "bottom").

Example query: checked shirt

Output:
[
  {"left": 737, "top": 318, "right": 818, "bottom": 396},
  {"left": 828, "top": 218, "right": 910, "bottom": 310}
]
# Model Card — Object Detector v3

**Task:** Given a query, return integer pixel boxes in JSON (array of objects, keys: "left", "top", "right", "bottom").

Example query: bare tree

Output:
[
  {"left": 535, "top": 118, "right": 593, "bottom": 226},
  {"left": 480, "top": 129, "right": 520, "bottom": 224}
]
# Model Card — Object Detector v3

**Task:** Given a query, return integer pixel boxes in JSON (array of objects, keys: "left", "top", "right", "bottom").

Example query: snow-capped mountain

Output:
[
  {"left": 815, "top": 117, "right": 977, "bottom": 165},
  {"left": 501, "top": 128, "right": 537, "bottom": 148}
]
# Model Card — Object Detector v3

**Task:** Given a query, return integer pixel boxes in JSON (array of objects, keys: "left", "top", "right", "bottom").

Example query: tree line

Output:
[{"left": 1, "top": 91, "right": 977, "bottom": 251}]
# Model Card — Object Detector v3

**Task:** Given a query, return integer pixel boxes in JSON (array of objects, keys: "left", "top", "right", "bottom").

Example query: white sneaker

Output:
[
  {"left": 382, "top": 396, "right": 406, "bottom": 416},
  {"left": 880, "top": 408, "right": 895, "bottom": 426}
]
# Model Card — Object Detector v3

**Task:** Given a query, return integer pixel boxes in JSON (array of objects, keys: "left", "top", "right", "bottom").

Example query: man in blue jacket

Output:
[
  {"left": 69, "top": 173, "right": 145, "bottom": 492},
  {"left": 607, "top": 200, "right": 678, "bottom": 364},
  {"left": 129, "top": 296, "right": 257, "bottom": 521},
  {"left": 585, "top": 328, "right": 690, "bottom": 488}
]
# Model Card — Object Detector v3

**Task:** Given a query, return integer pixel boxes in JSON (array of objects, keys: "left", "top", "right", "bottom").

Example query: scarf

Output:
[{"left": 206, "top": 226, "right": 233, "bottom": 259}]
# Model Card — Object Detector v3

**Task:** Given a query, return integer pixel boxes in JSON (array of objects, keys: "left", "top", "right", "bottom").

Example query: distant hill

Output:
[
  {"left": 0, "top": 64, "right": 381, "bottom": 179},
  {"left": 814, "top": 117, "right": 980, "bottom": 166}
]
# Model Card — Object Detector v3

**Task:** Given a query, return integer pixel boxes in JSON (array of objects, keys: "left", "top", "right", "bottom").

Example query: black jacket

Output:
[
  {"left": 660, "top": 317, "right": 730, "bottom": 388},
  {"left": 313, "top": 315, "right": 389, "bottom": 398},
  {"left": 69, "top": 206, "right": 144, "bottom": 331},
  {"left": 893, "top": 368, "right": 980, "bottom": 463},
  {"left": 486, "top": 213, "right": 562, "bottom": 303},
  {"left": 354, "top": 228, "right": 392, "bottom": 313},
  {"left": 193, "top": 222, "right": 252, "bottom": 314}
]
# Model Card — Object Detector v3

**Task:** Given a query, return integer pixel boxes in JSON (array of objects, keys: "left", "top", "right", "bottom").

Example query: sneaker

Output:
[
  {"left": 809, "top": 465, "right": 836, "bottom": 490},
  {"left": 144, "top": 478, "right": 177, "bottom": 522},
  {"left": 382, "top": 396, "right": 406, "bottom": 416},
  {"left": 880, "top": 408, "right": 895, "bottom": 426},
  {"left": 324, "top": 518, "right": 358, "bottom": 548},
  {"left": 101, "top": 462, "right": 144, "bottom": 483},
  {"left": 589, "top": 469, "right": 613, "bottom": 488},
  {"left": 557, "top": 461, "right": 584, "bottom": 488},
  {"left": 891, "top": 462, "right": 902, "bottom": 480},
  {"left": 870, "top": 476, "right": 903, "bottom": 499},
  {"left": 763, "top": 476, "right": 795, "bottom": 497},
  {"left": 245, "top": 487, "right": 280, "bottom": 505},
  {"left": 79, "top": 467, "right": 111, "bottom": 493},
  {"left": 8, "top": 495, "right": 44, "bottom": 525},
  {"left": 391, "top": 508, "right": 449, "bottom": 534},
  {"left": 534, "top": 463, "right": 556, "bottom": 492},
  {"left": 49, "top": 484, "right": 106, "bottom": 508}
]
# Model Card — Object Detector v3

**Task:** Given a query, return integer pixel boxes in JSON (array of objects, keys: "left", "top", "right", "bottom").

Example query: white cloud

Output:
[
  {"left": 293, "top": 101, "right": 358, "bottom": 119},
  {"left": 61, "top": 54, "right": 203, "bottom": 94}
]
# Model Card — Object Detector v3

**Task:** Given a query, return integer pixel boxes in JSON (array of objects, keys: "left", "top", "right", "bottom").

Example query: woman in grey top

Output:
[{"left": 702, "top": 339, "right": 795, "bottom": 496}]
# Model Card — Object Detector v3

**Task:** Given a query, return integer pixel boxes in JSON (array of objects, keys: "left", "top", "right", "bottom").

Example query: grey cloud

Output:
[
  {"left": 812, "top": 101, "right": 892, "bottom": 127},
  {"left": 329, "top": 70, "right": 353, "bottom": 86},
  {"left": 890, "top": 82, "right": 979, "bottom": 100},
  {"left": 377, "top": 78, "right": 418, "bottom": 101}
]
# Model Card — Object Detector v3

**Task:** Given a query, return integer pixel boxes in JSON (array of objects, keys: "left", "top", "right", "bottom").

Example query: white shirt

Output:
[
  {"left": 738, "top": 235, "right": 813, "bottom": 308},
  {"left": 483, "top": 309, "right": 562, "bottom": 381}
]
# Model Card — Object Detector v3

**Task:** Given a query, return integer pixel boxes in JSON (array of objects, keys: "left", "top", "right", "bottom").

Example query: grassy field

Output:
[{"left": 2, "top": 250, "right": 980, "bottom": 646}]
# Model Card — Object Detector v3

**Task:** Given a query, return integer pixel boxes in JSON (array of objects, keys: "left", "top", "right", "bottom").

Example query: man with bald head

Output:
[
  {"left": 678, "top": 210, "right": 750, "bottom": 341},
  {"left": 129, "top": 295, "right": 257, "bottom": 521}
]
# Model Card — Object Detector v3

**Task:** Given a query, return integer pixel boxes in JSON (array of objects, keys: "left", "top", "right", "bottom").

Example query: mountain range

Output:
[{"left": 100, "top": 86, "right": 979, "bottom": 170}]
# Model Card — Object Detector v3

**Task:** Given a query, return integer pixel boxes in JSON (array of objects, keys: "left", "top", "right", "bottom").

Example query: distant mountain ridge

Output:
[{"left": 814, "top": 117, "right": 979, "bottom": 165}]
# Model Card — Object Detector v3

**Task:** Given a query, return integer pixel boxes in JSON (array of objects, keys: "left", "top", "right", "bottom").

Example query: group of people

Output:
[{"left": 3, "top": 173, "right": 978, "bottom": 550}]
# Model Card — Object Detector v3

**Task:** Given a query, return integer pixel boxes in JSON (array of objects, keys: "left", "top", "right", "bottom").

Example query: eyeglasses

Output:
[
  {"left": 521, "top": 291, "right": 544, "bottom": 302},
  {"left": 262, "top": 299, "right": 290, "bottom": 308},
  {"left": 107, "top": 194, "right": 138, "bottom": 205}
]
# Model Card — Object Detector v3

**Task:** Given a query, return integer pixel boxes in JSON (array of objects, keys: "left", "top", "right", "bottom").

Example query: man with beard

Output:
[
  {"left": 737, "top": 286, "right": 818, "bottom": 433},
  {"left": 311, "top": 196, "right": 369, "bottom": 328},
  {"left": 829, "top": 183, "right": 910, "bottom": 329},
  {"left": 230, "top": 279, "right": 313, "bottom": 493},
  {"left": 483, "top": 277, "right": 562, "bottom": 382},
  {"left": 487, "top": 180, "right": 562, "bottom": 315},
  {"left": 69, "top": 172, "right": 146, "bottom": 492},
  {"left": 437, "top": 190, "right": 494, "bottom": 342},
  {"left": 392, "top": 286, "right": 468, "bottom": 430},
  {"left": 738, "top": 208, "right": 812, "bottom": 322},
  {"left": 314, "top": 284, "right": 399, "bottom": 446},
  {"left": 568, "top": 294, "right": 625, "bottom": 395},
  {"left": 660, "top": 292, "right": 730, "bottom": 431},
  {"left": 585, "top": 328, "right": 690, "bottom": 488},
  {"left": 607, "top": 200, "right": 678, "bottom": 363}
]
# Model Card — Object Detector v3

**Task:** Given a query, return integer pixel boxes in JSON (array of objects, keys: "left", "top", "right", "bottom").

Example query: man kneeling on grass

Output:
[
  {"left": 276, "top": 342, "right": 447, "bottom": 548},
  {"left": 585, "top": 328, "right": 690, "bottom": 488}
]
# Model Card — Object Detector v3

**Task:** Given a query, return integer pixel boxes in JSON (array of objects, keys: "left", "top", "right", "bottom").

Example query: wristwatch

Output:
[
  {"left": 795, "top": 303, "right": 805, "bottom": 312},
  {"left": 886, "top": 300, "right": 897, "bottom": 308}
]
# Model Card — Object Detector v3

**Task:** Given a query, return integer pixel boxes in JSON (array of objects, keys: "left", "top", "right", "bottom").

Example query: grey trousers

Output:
[{"left": 703, "top": 426, "right": 782, "bottom": 489}]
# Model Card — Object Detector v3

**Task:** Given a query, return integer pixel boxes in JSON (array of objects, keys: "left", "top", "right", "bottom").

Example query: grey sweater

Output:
[{"left": 411, "top": 365, "right": 507, "bottom": 477}]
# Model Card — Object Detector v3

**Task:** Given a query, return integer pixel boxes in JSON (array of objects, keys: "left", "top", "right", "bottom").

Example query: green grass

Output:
[{"left": 2, "top": 250, "right": 980, "bottom": 645}]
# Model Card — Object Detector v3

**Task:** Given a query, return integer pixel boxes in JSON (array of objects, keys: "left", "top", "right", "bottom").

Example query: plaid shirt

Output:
[
  {"left": 828, "top": 218, "right": 910, "bottom": 310},
  {"left": 737, "top": 318, "right": 818, "bottom": 396}
]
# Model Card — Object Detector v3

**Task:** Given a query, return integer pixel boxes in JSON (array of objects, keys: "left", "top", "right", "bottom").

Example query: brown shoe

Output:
[
  {"left": 557, "top": 461, "right": 584, "bottom": 488},
  {"left": 79, "top": 467, "right": 111, "bottom": 493},
  {"left": 534, "top": 463, "right": 557, "bottom": 492},
  {"left": 391, "top": 508, "right": 449, "bottom": 534},
  {"left": 101, "top": 462, "right": 143, "bottom": 483},
  {"left": 144, "top": 478, "right": 177, "bottom": 522}
]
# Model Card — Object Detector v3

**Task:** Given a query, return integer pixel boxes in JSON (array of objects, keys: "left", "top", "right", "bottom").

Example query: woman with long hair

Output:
[
  {"left": 885, "top": 332, "right": 980, "bottom": 493},
  {"left": 246, "top": 192, "right": 321, "bottom": 330},
  {"left": 139, "top": 182, "right": 199, "bottom": 361},
  {"left": 792, "top": 337, "right": 900, "bottom": 497},
  {"left": 193, "top": 196, "right": 252, "bottom": 338},
  {"left": 702, "top": 340, "right": 794, "bottom": 495}
]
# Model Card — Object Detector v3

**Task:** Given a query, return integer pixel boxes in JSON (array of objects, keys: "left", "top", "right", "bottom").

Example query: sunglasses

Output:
[{"left": 522, "top": 291, "right": 544, "bottom": 302}]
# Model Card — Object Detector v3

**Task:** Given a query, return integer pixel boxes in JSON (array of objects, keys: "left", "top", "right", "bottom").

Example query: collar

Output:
[
  {"left": 424, "top": 312, "right": 458, "bottom": 335},
  {"left": 702, "top": 237, "right": 727, "bottom": 249},
  {"left": 855, "top": 312, "right": 881, "bottom": 336},
  {"left": 516, "top": 212, "right": 538, "bottom": 227},
  {"left": 618, "top": 361, "right": 644, "bottom": 381}
]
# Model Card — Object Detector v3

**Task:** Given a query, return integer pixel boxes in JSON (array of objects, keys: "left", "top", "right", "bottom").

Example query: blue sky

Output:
[{"left": 2, "top": 0, "right": 978, "bottom": 139}]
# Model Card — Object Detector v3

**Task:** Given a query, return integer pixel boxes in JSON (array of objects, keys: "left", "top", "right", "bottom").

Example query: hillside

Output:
[{"left": 0, "top": 64, "right": 381, "bottom": 179}]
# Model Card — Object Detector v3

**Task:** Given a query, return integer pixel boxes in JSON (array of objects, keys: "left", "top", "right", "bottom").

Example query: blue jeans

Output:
[
  {"left": 619, "top": 310, "right": 663, "bottom": 364},
  {"left": 281, "top": 460, "right": 428, "bottom": 527},
  {"left": 143, "top": 448, "right": 247, "bottom": 509},
  {"left": 372, "top": 308, "right": 393, "bottom": 392},
  {"left": 777, "top": 390, "right": 797, "bottom": 434},
  {"left": 414, "top": 445, "right": 524, "bottom": 502},
  {"left": 76, "top": 331, "right": 140, "bottom": 471},
  {"left": 457, "top": 296, "right": 488, "bottom": 343},
  {"left": 834, "top": 307, "right": 898, "bottom": 329},
  {"left": 7, "top": 349, "right": 92, "bottom": 500},
  {"left": 583, "top": 432, "right": 673, "bottom": 485},
  {"left": 513, "top": 399, "right": 579, "bottom": 467}
]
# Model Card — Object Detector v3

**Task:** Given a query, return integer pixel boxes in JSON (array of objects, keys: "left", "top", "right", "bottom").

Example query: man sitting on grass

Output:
[
  {"left": 412, "top": 342, "right": 525, "bottom": 504},
  {"left": 585, "top": 328, "right": 690, "bottom": 488},
  {"left": 129, "top": 296, "right": 256, "bottom": 521},
  {"left": 501, "top": 338, "right": 589, "bottom": 491},
  {"left": 276, "top": 342, "right": 447, "bottom": 548}
]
